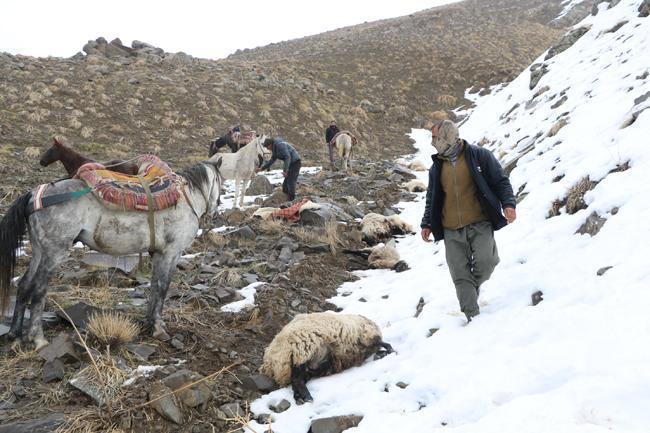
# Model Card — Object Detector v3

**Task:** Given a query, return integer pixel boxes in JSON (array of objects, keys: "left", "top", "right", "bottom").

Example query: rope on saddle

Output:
[{"left": 137, "top": 176, "right": 156, "bottom": 254}]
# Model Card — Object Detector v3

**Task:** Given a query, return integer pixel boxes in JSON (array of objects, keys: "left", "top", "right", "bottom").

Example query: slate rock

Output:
[
  {"left": 576, "top": 212, "right": 607, "bottom": 236},
  {"left": 597, "top": 266, "right": 613, "bottom": 276},
  {"left": 531, "top": 290, "right": 544, "bottom": 306},
  {"left": 0, "top": 324, "right": 9, "bottom": 338},
  {"left": 0, "top": 413, "right": 65, "bottom": 433},
  {"left": 241, "top": 374, "right": 278, "bottom": 393},
  {"left": 219, "top": 401, "right": 243, "bottom": 419},
  {"left": 150, "top": 383, "right": 183, "bottom": 424},
  {"left": 229, "top": 226, "right": 256, "bottom": 241},
  {"left": 42, "top": 359, "right": 65, "bottom": 383},
  {"left": 309, "top": 415, "right": 364, "bottom": 433},
  {"left": 38, "top": 333, "right": 79, "bottom": 363},
  {"left": 545, "top": 26, "right": 590, "bottom": 60},
  {"left": 56, "top": 302, "right": 100, "bottom": 329},
  {"left": 69, "top": 371, "right": 106, "bottom": 406},
  {"left": 247, "top": 175, "right": 274, "bottom": 195},
  {"left": 125, "top": 343, "right": 157, "bottom": 361},
  {"left": 81, "top": 252, "right": 140, "bottom": 274},
  {"left": 270, "top": 399, "right": 291, "bottom": 413}
]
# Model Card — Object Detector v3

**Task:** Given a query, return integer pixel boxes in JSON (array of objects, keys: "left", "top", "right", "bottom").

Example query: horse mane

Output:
[{"left": 180, "top": 163, "right": 211, "bottom": 191}]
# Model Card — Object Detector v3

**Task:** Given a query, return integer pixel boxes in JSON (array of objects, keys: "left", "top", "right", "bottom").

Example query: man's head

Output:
[
  {"left": 431, "top": 120, "right": 459, "bottom": 156},
  {"left": 263, "top": 138, "right": 274, "bottom": 148},
  {"left": 330, "top": 121, "right": 337, "bottom": 127}
]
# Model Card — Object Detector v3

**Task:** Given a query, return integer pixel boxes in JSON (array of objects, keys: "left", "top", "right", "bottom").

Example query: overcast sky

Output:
[{"left": 0, "top": 0, "right": 460, "bottom": 59}]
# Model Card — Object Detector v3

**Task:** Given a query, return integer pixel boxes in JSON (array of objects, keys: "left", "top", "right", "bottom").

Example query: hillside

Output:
[
  {"left": 0, "top": 0, "right": 585, "bottom": 212},
  {"left": 245, "top": 0, "right": 650, "bottom": 431}
]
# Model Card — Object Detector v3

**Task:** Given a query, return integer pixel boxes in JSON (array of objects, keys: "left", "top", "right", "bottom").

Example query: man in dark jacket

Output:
[
  {"left": 420, "top": 120, "right": 516, "bottom": 322},
  {"left": 257, "top": 137, "right": 302, "bottom": 201},
  {"left": 325, "top": 120, "right": 340, "bottom": 168}
]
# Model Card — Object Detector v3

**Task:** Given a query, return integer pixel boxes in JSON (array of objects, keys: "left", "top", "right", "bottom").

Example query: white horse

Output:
[
  {"left": 210, "top": 135, "right": 270, "bottom": 208},
  {"left": 335, "top": 133, "right": 354, "bottom": 170}
]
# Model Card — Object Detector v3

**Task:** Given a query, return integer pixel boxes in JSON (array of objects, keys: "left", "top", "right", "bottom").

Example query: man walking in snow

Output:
[
  {"left": 257, "top": 137, "right": 302, "bottom": 201},
  {"left": 420, "top": 120, "right": 516, "bottom": 322}
]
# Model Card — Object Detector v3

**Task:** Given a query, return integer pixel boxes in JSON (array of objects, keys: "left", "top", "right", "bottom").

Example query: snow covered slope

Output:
[{"left": 247, "top": 1, "right": 650, "bottom": 432}]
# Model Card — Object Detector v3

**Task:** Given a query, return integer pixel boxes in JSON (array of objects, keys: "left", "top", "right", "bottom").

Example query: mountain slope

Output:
[{"left": 245, "top": 1, "right": 650, "bottom": 432}]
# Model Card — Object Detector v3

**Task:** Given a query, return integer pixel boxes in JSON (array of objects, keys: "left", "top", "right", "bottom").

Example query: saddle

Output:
[
  {"left": 232, "top": 130, "right": 257, "bottom": 145},
  {"left": 74, "top": 154, "right": 181, "bottom": 212}
]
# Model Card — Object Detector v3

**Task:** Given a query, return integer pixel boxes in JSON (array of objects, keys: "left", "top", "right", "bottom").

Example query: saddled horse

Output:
[
  {"left": 333, "top": 132, "right": 356, "bottom": 171},
  {"left": 40, "top": 137, "right": 139, "bottom": 177},
  {"left": 209, "top": 130, "right": 257, "bottom": 155},
  {"left": 0, "top": 158, "right": 223, "bottom": 349},
  {"left": 209, "top": 135, "right": 270, "bottom": 208}
]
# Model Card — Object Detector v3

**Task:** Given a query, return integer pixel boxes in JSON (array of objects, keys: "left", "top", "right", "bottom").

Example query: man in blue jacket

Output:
[
  {"left": 258, "top": 137, "right": 302, "bottom": 201},
  {"left": 420, "top": 120, "right": 516, "bottom": 322}
]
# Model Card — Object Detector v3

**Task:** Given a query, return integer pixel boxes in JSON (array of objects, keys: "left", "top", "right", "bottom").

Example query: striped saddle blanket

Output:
[{"left": 74, "top": 154, "right": 181, "bottom": 212}]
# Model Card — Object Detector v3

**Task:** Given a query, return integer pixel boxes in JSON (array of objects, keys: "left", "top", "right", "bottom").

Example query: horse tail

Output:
[{"left": 0, "top": 191, "right": 32, "bottom": 314}]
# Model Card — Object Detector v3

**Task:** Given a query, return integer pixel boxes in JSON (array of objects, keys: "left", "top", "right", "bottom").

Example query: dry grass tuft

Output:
[
  {"left": 207, "top": 232, "right": 229, "bottom": 249},
  {"left": 258, "top": 218, "right": 285, "bottom": 235},
  {"left": 293, "top": 226, "right": 326, "bottom": 244},
  {"left": 55, "top": 407, "right": 119, "bottom": 433},
  {"left": 325, "top": 220, "right": 344, "bottom": 254},
  {"left": 87, "top": 312, "right": 139, "bottom": 348},
  {"left": 213, "top": 268, "right": 243, "bottom": 287}
]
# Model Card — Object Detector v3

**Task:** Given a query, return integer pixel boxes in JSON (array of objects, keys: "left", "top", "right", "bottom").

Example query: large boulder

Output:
[{"left": 247, "top": 175, "right": 274, "bottom": 195}]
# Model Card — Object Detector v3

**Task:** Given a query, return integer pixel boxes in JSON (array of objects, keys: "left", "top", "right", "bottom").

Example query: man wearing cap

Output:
[
  {"left": 420, "top": 120, "right": 516, "bottom": 322},
  {"left": 257, "top": 137, "right": 301, "bottom": 201},
  {"left": 325, "top": 120, "right": 340, "bottom": 169}
]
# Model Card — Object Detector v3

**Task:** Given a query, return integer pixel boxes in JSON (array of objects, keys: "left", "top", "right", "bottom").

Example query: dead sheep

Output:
[
  {"left": 260, "top": 312, "right": 393, "bottom": 403},
  {"left": 361, "top": 212, "right": 414, "bottom": 244},
  {"left": 403, "top": 180, "right": 427, "bottom": 193},
  {"left": 368, "top": 239, "right": 410, "bottom": 272},
  {"left": 408, "top": 160, "right": 427, "bottom": 171}
]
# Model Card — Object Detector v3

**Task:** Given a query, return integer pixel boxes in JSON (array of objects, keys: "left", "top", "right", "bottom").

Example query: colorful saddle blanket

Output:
[{"left": 74, "top": 154, "right": 180, "bottom": 212}]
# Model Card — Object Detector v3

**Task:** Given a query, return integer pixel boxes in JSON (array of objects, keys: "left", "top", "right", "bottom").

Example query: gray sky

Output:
[{"left": 0, "top": 0, "right": 461, "bottom": 59}]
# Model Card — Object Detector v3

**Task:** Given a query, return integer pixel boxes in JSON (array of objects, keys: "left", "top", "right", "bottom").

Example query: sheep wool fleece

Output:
[
  {"left": 261, "top": 313, "right": 382, "bottom": 385},
  {"left": 444, "top": 220, "right": 499, "bottom": 320}
]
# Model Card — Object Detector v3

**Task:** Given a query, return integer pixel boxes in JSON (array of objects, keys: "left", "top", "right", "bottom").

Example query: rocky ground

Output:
[{"left": 0, "top": 157, "right": 423, "bottom": 433}]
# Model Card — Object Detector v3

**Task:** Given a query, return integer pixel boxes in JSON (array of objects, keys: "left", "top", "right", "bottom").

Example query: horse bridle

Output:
[{"left": 183, "top": 163, "right": 220, "bottom": 223}]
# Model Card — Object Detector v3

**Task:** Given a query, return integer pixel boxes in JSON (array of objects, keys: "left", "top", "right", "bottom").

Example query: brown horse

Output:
[{"left": 40, "top": 138, "right": 139, "bottom": 177}]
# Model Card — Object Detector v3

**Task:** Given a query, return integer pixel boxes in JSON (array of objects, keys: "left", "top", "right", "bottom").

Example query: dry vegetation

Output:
[{"left": 87, "top": 312, "right": 140, "bottom": 348}]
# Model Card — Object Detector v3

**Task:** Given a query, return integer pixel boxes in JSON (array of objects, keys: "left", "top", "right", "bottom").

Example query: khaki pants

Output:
[{"left": 443, "top": 221, "right": 500, "bottom": 320}]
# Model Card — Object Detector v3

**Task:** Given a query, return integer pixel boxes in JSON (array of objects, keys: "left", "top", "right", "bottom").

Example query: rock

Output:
[
  {"left": 229, "top": 226, "right": 256, "bottom": 241},
  {"left": 309, "top": 415, "right": 364, "bottom": 433},
  {"left": 177, "top": 259, "right": 192, "bottom": 270},
  {"left": 247, "top": 175, "right": 274, "bottom": 195},
  {"left": 531, "top": 290, "right": 544, "bottom": 306},
  {"left": 597, "top": 266, "right": 613, "bottom": 276},
  {"left": 125, "top": 343, "right": 157, "bottom": 361},
  {"left": 192, "top": 283, "right": 209, "bottom": 291},
  {"left": 393, "top": 260, "right": 410, "bottom": 273},
  {"left": 222, "top": 208, "right": 248, "bottom": 225},
  {"left": 215, "top": 287, "right": 237, "bottom": 303},
  {"left": 161, "top": 369, "right": 211, "bottom": 407},
  {"left": 150, "top": 383, "right": 183, "bottom": 425},
  {"left": 529, "top": 63, "right": 549, "bottom": 90},
  {"left": 299, "top": 243, "right": 330, "bottom": 254},
  {"left": 38, "top": 333, "right": 79, "bottom": 363},
  {"left": 12, "top": 385, "right": 27, "bottom": 398},
  {"left": 300, "top": 208, "right": 334, "bottom": 226},
  {"left": 69, "top": 371, "right": 106, "bottom": 405},
  {"left": 278, "top": 246, "right": 293, "bottom": 264},
  {"left": 170, "top": 338, "right": 185, "bottom": 350},
  {"left": 56, "top": 302, "right": 100, "bottom": 329},
  {"left": 639, "top": 0, "right": 650, "bottom": 17},
  {"left": 277, "top": 236, "right": 299, "bottom": 250},
  {"left": 256, "top": 413, "right": 273, "bottom": 424},
  {"left": 0, "top": 413, "right": 65, "bottom": 433},
  {"left": 242, "top": 273, "right": 258, "bottom": 284},
  {"left": 270, "top": 399, "right": 291, "bottom": 413},
  {"left": 396, "top": 382, "right": 409, "bottom": 389},
  {"left": 241, "top": 374, "right": 278, "bottom": 393},
  {"left": 163, "top": 52, "right": 193, "bottom": 66},
  {"left": 42, "top": 359, "right": 65, "bottom": 383},
  {"left": 261, "top": 191, "right": 289, "bottom": 207},
  {"left": 219, "top": 401, "right": 243, "bottom": 419},
  {"left": 200, "top": 264, "right": 220, "bottom": 274},
  {"left": 81, "top": 252, "right": 140, "bottom": 274},
  {"left": 545, "top": 26, "right": 590, "bottom": 61},
  {"left": 576, "top": 212, "right": 607, "bottom": 236},
  {"left": 0, "top": 324, "right": 9, "bottom": 337}
]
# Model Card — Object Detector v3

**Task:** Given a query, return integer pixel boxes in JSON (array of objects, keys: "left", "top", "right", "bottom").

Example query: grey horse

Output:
[{"left": 0, "top": 159, "right": 222, "bottom": 349}]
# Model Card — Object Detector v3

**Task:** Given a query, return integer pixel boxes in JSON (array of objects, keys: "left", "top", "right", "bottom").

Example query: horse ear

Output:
[{"left": 215, "top": 157, "right": 223, "bottom": 169}]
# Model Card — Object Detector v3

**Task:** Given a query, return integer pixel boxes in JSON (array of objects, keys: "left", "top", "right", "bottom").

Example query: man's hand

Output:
[
  {"left": 504, "top": 207, "right": 517, "bottom": 224},
  {"left": 283, "top": 171, "right": 288, "bottom": 178},
  {"left": 255, "top": 168, "right": 261, "bottom": 173},
  {"left": 421, "top": 228, "right": 432, "bottom": 243}
]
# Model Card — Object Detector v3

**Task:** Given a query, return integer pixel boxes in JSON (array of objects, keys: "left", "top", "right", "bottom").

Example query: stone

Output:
[
  {"left": 0, "top": 324, "right": 9, "bottom": 337},
  {"left": 529, "top": 63, "right": 549, "bottom": 90},
  {"left": 597, "top": 266, "right": 613, "bottom": 276},
  {"left": 170, "top": 338, "right": 185, "bottom": 350},
  {"left": 69, "top": 371, "right": 106, "bottom": 405},
  {"left": 545, "top": 26, "right": 591, "bottom": 60},
  {"left": 162, "top": 369, "right": 196, "bottom": 390},
  {"left": 277, "top": 236, "right": 299, "bottom": 250},
  {"left": 0, "top": 413, "right": 65, "bottom": 433},
  {"left": 216, "top": 288, "right": 242, "bottom": 303},
  {"left": 576, "top": 212, "right": 607, "bottom": 236},
  {"left": 531, "top": 291, "right": 544, "bottom": 306},
  {"left": 256, "top": 413, "right": 273, "bottom": 424},
  {"left": 42, "top": 359, "right": 65, "bottom": 383},
  {"left": 278, "top": 246, "right": 293, "bottom": 264},
  {"left": 639, "top": 0, "right": 650, "bottom": 17},
  {"left": 396, "top": 382, "right": 409, "bottom": 389},
  {"left": 247, "top": 175, "right": 274, "bottom": 195},
  {"left": 241, "top": 374, "right": 278, "bottom": 393},
  {"left": 81, "top": 252, "right": 140, "bottom": 274},
  {"left": 270, "top": 399, "right": 291, "bottom": 413},
  {"left": 125, "top": 343, "right": 157, "bottom": 361},
  {"left": 38, "top": 333, "right": 79, "bottom": 363},
  {"left": 178, "top": 382, "right": 211, "bottom": 408},
  {"left": 229, "top": 226, "right": 256, "bottom": 241},
  {"left": 219, "top": 401, "right": 243, "bottom": 419},
  {"left": 200, "top": 264, "right": 220, "bottom": 274},
  {"left": 191, "top": 283, "right": 209, "bottom": 291},
  {"left": 150, "top": 383, "right": 183, "bottom": 424},
  {"left": 300, "top": 208, "right": 334, "bottom": 226},
  {"left": 222, "top": 208, "right": 248, "bottom": 225},
  {"left": 309, "top": 415, "right": 364, "bottom": 433},
  {"left": 242, "top": 273, "right": 258, "bottom": 284},
  {"left": 56, "top": 302, "right": 100, "bottom": 329}
]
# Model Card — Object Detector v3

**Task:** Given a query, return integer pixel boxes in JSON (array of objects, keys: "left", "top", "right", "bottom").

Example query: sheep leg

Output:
[{"left": 290, "top": 364, "right": 313, "bottom": 404}]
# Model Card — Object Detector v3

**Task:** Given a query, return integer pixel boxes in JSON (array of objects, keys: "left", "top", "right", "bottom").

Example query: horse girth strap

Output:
[
  {"left": 181, "top": 185, "right": 201, "bottom": 221},
  {"left": 137, "top": 176, "right": 156, "bottom": 254}
]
